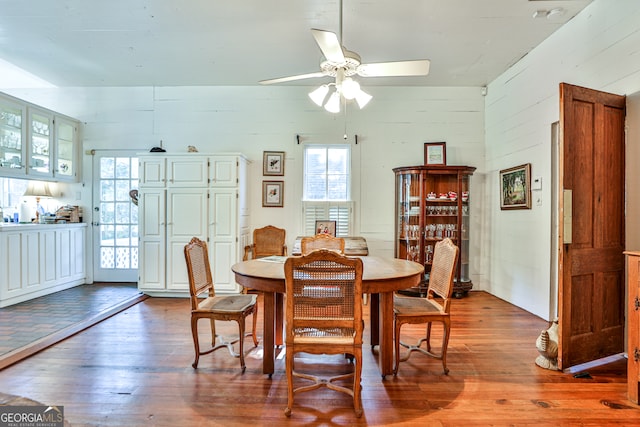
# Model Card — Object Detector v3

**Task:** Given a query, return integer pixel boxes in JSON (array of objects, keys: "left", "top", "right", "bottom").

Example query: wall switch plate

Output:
[{"left": 532, "top": 176, "right": 542, "bottom": 191}]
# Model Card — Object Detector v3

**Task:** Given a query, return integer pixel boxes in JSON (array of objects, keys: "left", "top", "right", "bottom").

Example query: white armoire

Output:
[{"left": 137, "top": 153, "right": 250, "bottom": 296}]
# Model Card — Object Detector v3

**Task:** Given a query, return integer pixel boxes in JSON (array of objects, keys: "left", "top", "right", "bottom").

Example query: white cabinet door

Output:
[
  {"left": 27, "top": 107, "right": 53, "bottom": 178},
  {"left": 56, "top": 228, "right": 71, "bottom": 281},
  {"left": 138, "top": 189, "right": 166, "bottom": 290},
  {"left": 209, "top": 188, "right": 238, "bottom": 292},
  {"left": 167, "top": 157, "right": 208, "bottom": 187},
  {"left": 139, "top": 157, "right": 165, "bottom": 187},
  {"left": 71, "top": 227, "right": 85, "bottom": 278},
  {"left": 40, "top": 229, "right": 57, "bottom": 288},
  {"left": 0, "top": 97, "right": 27, "bottom": 177},
  {"left": 166, "top": 189, "right": 207, "bottom": 291},
  {"left": 209, "top": 156, "right": 237, "bottom": 187},
  {"left": 53, "top": 116, "right": 78, "bottom": 182},
  {"left": 2, "top": 232, "right": 25, "bottom": 297}
]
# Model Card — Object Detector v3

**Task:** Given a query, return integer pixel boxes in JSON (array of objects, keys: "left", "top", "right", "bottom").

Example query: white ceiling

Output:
[{"left": 0, "top": 0, "right": 593, "bottom": 88}]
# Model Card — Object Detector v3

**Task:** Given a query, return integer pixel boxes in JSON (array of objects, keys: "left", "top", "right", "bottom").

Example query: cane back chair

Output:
[
  {"left": 283, "top": 249, "right": 364, "bottom": 417},
  {"left": 393, "top": 238, "right": 459, "bottom": 375},
  {"left": 184, "top": 237, "right": 258, "bottom": 372}
]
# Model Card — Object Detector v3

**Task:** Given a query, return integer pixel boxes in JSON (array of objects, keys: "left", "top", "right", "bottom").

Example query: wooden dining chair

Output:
[
  {"left": 184, "top": 237, "right": 258, "bottom": 372},
  {"left": 243, "top": 225, "right": 287, "bottom": 261},
  {"left": 393, "top": 238, "right": 459, "bottom": 375},
  {"left": 283, "top": 249, "right": 364, "bottom": 418},
  {"left": 300, "top": 234, "right": 345, "bottom": 255}
]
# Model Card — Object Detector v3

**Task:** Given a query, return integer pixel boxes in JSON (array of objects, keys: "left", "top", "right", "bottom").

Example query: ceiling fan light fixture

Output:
[
  {"left": 355, "top": 88, "right": 372, "bottom": 109},
  {"left": 341, "top": 77, "right": 360, "bottom": 100},
  {"left": 324, "top": 90, "right": 341, "bottom": 113},
  {"left": 309, "top": 84, "right": 330, "bottom": 106}
]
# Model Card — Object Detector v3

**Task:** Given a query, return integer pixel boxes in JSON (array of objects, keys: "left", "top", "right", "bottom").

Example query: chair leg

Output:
[
  {"left": 238, "top": 318, "right": 246, "bottom": 372},
  {"left": 441, "top": 319, "right": 451, "bottom": 375},
  {"left": 251, "top": 305, "right": 259, "bottom": 347},
  {"left": 210, "top": 318, "right": 216, "bottom": 347},
  {"left": 393, "top": 320, "right": 402, "bottom": 375},
  {"left": 426, "top": 322, "right": 432, "bottom": 352},
  {"left": 353, "top": 349, "right": 363, "bottom": 418},
  {"left": 284, "top": 349, "right": 295, "bottom": 417},
  {"left": 191, "top": 316, "right": 201, "bottom": 369}
]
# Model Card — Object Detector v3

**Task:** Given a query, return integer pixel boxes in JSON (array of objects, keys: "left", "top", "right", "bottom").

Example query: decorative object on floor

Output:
[
  {"left": 535, "top": 318, "right": 559, "bottom": 370},
  {"left": 263, "top": 151, "right": 285, "bottom": 176},
  {"left": 424, "top": 142, "right": 447, "bottom": 166},
  {"left": 394, "top": 238, "right": 458, "bottom": 375},
  {"left": 262, "top": 181, "right": 283, "bottom": 207},
  {"left": 283, "top": 250, "right": 364, "bottom": 417},
  {"left": 500, "top": 163, "right": 532, "bottom": 210},
  {"left": 184, "top": 237, "right": 258, "bottom": 371},
  {"left": 259, "top": 0, "right": 429, "bottom": 113}
]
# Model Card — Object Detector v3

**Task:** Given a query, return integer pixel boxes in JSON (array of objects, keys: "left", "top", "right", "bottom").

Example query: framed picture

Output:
[
  {"left": 262, "top": 181, "right": 283, "bottom": 207},
  {"left": 263, "top": 151, "right": 285, "bottom": 176},
  {"left": 500, "top": 163, "right": 532, "bottom": 210},
  {"left": 424, "top": 142, "right": 447, "bottom": 165},
  {"left": 315, "top": 220, "right": 336, "bottom": 237}
]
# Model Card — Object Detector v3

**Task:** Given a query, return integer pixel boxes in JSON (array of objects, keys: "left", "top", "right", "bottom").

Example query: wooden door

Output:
[{"left": 558, "top": 83, "right": 626, "bottom": 369}]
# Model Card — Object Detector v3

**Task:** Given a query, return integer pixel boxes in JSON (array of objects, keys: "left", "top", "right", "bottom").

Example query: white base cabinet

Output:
[
  {"left": 138, "top": 153, "right": 249, "bottom": 296},
  {"left": 0, "top": 223, "right": 87, "bottom": 307}
]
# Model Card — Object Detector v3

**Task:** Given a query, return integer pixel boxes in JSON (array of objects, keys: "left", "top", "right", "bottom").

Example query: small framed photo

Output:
[
  {"left": 424, "top": 142, "right": 447, "bottom": 165},
  {"left": 315, "top": 220, "right": 336, "bottom": 237},
  {"left": 263, "top": 151, "right": 285, "bottom": 176},
  {"left": 262, "top": 180, "right": 284, "bottom": 207},
  {"left": 500, "top": 163, "right": 532, "bottom": 210}
]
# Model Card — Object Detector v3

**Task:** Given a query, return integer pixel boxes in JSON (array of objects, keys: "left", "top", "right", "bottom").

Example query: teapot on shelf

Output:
[{"left": 427, "top": 191, "right": 437, "bottom": 200}]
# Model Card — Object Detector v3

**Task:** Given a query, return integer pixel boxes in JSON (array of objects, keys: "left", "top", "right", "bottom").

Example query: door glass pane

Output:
[
  {"left": 30, "top": 112, "right": 50, "bottom": 173},
  {"left": 98, "top": 156, "right": 139, "bottom": 271},
  {"left": 0, "top": 104, "right": 23, "bottom": 170}
]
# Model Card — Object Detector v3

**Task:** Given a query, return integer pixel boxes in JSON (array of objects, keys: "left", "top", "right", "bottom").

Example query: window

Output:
[
  {"left": 303, "top": 145, "right": 350, "bottom": 201},
  {"left": 302, "top": 145, "right": 353, "bottom": 236}
]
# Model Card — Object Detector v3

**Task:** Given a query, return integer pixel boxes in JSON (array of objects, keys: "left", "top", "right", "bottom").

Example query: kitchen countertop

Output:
[{"left": 0, "top": 222, "right": 87, "bottom": 231}]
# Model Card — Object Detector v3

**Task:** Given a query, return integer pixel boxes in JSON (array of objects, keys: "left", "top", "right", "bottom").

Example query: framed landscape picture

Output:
[
  {"left": 315, "top": 220, "right": 336, "bottom": 236},
  {"left": 262, "top": 181, "right": 283, "bottom": 207},
  {"left": 424, "top": 142, "right": 447, "bottom": 165},
  {"left": 263, "top": 151, "right": 285, "bottom": 176},
  {"left": 500, "top": 163, "right": 531, "bottom": 210}
]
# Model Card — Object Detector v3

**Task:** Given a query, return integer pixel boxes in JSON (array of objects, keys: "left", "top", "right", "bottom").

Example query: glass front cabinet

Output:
[
  {"left": 393, "top": 165, "right": 475, "bottom": 298},
  {"left": 0, "top": 98, "right": 26, "bottom": 176}
]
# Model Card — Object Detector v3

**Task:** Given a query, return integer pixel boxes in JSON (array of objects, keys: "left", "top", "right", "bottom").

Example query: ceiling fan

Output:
[{"left": 259, "top": 2, "right": 431, "bottom": 112}]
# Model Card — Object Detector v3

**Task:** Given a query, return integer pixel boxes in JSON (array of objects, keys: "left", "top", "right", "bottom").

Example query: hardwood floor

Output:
[{"left": 1, "top": 291, "right": 638, "bottom": 426}]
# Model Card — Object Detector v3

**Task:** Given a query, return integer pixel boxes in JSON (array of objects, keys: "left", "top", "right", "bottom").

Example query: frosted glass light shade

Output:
[
  {"left": 308, "top": 85, "right": 329, "bottom": 106},
  {"left": 355, "top": 89, "right": 373, "bottom": 109},
  {"left": 341, "top": 78, "right": 360, "bottom": 100},
  {"left": 324, "top": 91, "right": 341, "bottom": 113}
]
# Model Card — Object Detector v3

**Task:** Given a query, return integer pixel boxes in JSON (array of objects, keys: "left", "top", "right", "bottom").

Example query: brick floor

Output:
[{"left": 0, "top": 283, "right": 141, "bottom": 356}]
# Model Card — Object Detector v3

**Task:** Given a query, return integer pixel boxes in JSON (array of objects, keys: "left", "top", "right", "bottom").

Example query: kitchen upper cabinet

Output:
[
  {"left": 0, "top": 92, "right": 81, "bottom": 181},
  {"left": 54, "top": 117, "right": 79, "bottom": 182},
  {"left": 27, "top": 108, "right": 53, "bottom": 178},
  {"left": 0, "top": 98, "right": 26, "bottom": 177}
]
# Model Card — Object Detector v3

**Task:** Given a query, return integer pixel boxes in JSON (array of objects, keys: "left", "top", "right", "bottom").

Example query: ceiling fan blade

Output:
[
  {"left": 259, "top": 72, "right": 326, "bottom": 85},
  {"left": 357, "top": 59, "right": 431, "bottom": 77},
  {"left": 311, "top": 29, "right": 346, "bottom": 64}
]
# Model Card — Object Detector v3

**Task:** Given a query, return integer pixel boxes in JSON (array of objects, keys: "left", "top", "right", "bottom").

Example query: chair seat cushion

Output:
[
  {"left": 197, "top": 294, "right": 257, "bottom": 313},
  {"left": 394, "top": 294, "right": 443, "bottom": 315}
]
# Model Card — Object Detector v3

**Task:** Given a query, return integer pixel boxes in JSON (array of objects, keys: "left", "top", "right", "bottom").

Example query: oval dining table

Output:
[{"left": 231, "top": 255, "right": 423, "bottom": 378}]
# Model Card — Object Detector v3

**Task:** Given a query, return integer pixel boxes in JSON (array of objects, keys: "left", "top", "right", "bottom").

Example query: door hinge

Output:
[
  {"left": 635, "top": 348, "right": 640, "bottom": 362},
  {"left": 635, "top": 296, "right": 640, "bottom": 311}
]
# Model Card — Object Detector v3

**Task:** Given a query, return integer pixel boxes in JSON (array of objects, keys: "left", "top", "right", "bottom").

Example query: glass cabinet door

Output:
[
  {"left": 55, "top": 117, "right": 77, "bottom": 181},
  {"left": 0, "top": 100, "right": 26, "bottom": 176},
  {"left": 28, "top": 109, "right": 53, "bottom": 177},
  {"left": 395, "top": 171, "right": 422, "bottom": 263}
]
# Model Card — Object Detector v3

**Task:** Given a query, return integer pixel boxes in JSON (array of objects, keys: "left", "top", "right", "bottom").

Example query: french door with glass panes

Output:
[{"left": 92, "top": 152, "right": 139, "bottom": 282}]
